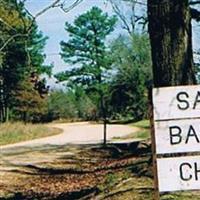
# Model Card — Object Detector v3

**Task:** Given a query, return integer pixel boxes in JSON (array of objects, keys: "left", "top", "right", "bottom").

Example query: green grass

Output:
[
  {"left": 112, "top": 120, "right": 150, "bottom": 141},
  {"left": 126, "top": 119, "right": 150, "bottom": 140},
  {"left": 131, "top": 119, "right": 150, "bottom": 129},
  {"left": 135, "top": 129, "right": 150, "bottom": 139},
  {"left": 0, "top": 122, "right": 61, "bottom": 145}
]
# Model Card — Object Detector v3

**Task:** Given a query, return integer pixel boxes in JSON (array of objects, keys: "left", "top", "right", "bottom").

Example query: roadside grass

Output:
[
  {"left": 97, "top": 169, "right": 200, "bottom": 200},
  {"left": 0, "top": 122, "right": 61, "bottom": 146},
  {"left": 112, "top": 119, "right": 150, "bottom": 141},
  {"left": 129, "top": 119, "right": 150, "bottom": 139},
  {"left": 131, "top": 119, "right": 150, "bottom": 129},
  {"left": 102, "top": 176, "right": 200, "bottom": 200}
]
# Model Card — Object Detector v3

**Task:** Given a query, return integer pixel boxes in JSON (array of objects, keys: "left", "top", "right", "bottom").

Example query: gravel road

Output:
[{"left": 1, "top": 122, "right": 140, "bottom": 149}]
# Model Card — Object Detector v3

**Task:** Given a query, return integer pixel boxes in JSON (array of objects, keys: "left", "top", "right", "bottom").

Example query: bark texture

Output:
[{"left": 148, "top": 0, "right": 197, "bottom": 87}]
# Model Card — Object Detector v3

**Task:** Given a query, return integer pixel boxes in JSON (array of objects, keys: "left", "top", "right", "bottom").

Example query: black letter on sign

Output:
[
  {"left": 185, "top": 125, "right": 200, "bottom": 144},
  {"left": 193, "top": 91, "right": 200, "bottom": 109},
  {"left": 169, "top": 126, "right": 182, "bottom": 145},
  {"left": 177, "top": 92, "right": 189, "bottom": 110},
  {"left": 194, "top": 162, "right": 200, "bottom": 181},
  {"left": 180, "top": 163, "right": 192, "bottom": 181}
]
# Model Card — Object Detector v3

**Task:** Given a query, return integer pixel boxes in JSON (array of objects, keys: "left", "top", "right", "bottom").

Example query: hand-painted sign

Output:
[
  {"left": 154, "top": 119, "right": 200, "bottom": 154},
  {"left": 153, "top": 85, "right": 200, "bottom": 121},
  {"left": 157, "top": 156, "right": 200, "bottom": 192},
  {"left": 152, "top": 85, "right": 200, "bottom": 193}
]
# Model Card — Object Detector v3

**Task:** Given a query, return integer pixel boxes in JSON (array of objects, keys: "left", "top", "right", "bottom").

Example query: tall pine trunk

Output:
[{"left": 148, "top": 0, "right": 196, "bottom": 87}]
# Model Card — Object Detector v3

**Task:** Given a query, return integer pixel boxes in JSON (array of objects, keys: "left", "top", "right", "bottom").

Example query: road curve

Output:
[{"left": 1, "top": 122, "right": 140, "bottom": 149}]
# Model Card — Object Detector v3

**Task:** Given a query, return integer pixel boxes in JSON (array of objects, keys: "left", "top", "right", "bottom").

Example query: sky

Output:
[
  {"left": 25, "top": 0, "right": 200, "bottom": 87},
  {"left": 24, "top": 0, "right": 132, "bottom": 88},
  {"left": 25, "top": 0, "right": 118, "bottom": 74}
]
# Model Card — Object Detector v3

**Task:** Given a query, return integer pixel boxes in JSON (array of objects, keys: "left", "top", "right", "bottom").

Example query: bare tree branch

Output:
[
  {"left": 0, "top": 0, "right": 61, "bottom": 52},
  {"left": 34, "top": 0, "right": 61, "bottom": 19},
  {"left": 189, "top": 0, "right": 200, "bottom": 5},
  {"left": 0, "top": 33, "right": 28, "bottom": 52},
  {"left": 109, "top": 0, "right": 133, "bottom": 35},
  {"left": 0, "top": 18, "right": 18, "bottom": 32},
  {"left": 0, "top": 0, "right": 84, "bottom": 52},
  {"left": 60, "top": 0, "right": 84, "bottom": 13},
  {"left": 191, "top": 8, "right": 200, "bottom": 21},
  {"left": 109, "top": 0, "right": 149, "bottom": 35},
  {"left": 130, "top": 1, "right": 136, "bottom": 32}
]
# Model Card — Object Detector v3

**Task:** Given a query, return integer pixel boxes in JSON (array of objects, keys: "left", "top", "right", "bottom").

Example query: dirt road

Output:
[{"left": 1, "top": 122, "right": 140, "bottom": 150}]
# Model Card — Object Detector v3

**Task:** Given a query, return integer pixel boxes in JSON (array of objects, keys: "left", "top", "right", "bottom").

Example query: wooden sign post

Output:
[{"left": 152, "top": 85, "right": 200, "bottom": 198}]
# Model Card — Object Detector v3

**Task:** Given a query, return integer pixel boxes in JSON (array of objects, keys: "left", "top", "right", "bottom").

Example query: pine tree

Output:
[
  {"left": 0, "top": 0, "right": 50, "bottom": 122},
  {"left": 56, "top": 7, "right": 117, "bottom": 144}
]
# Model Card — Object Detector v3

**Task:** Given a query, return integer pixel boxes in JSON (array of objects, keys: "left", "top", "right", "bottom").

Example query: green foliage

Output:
[
  {"left": 132, "top": 120, "right": 150, "bottom": 129},
  {"left": 48, "top": 90, "right": 78, "bottom": 120},
  {"left": 12, "top": 80, "right": 48, "bottom": 122},
  {"left": 56, "top": 7, "right": 117, "bottom": 121},
  {"left": 109, "top": 34, "right": 152, "bottom": 120},
  {"left": 57, "top": 7, "right": 117, "bottom": 85},
  {"left": 59, "top": 6, "right": 117, "bottom": 70},
  {"left": 0, "top": 0, "right": 50, "bottom": 122},
  {"left": 27, "top": 24, "right": 51, "bottom": 75},
  {"left": 47, "top": 88, "right": 96, "bottom": 121}
]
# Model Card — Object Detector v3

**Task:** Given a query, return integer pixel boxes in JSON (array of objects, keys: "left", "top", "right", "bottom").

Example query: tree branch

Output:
[
  {"left": 0, "top": 18, "right": 18, "bottom": 32},
  {"left": 189, "top": 0, "right": 200, "bottom": 5},
  {"left": 109, "top": 0, "right": 133, "bottom": 35},
  {"left": 190, "top": 8, "right": 200, "bottom": 21},
  {"left": 0, "top": 34, "right": 28, "bottom": 52},
  {"left": 60, "top": 0, "right": 83, "bottom": 13},
  {"left": 0, "top": 0, "right": 83, "bottom": 51},
  {"left": 34, "top": 0, "right": 61, "bottom": 19},
  {"left": 130, "top": 1, "right": 136, "bottom": 32}
]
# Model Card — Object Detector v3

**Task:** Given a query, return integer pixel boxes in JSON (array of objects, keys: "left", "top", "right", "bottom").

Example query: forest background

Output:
[{"left": 0, "top": 0, "right": 199, "bottom": 125}]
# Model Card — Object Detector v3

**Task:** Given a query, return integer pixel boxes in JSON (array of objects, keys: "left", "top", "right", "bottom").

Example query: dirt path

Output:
[
  {"left": 0, "top": 122, "right": 143, "bottom": 199},
  {"left": 1, "top": 122, "right": 140, "bottom": 150}
]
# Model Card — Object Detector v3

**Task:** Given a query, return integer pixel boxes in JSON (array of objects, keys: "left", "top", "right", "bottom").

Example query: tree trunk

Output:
[
  {"left": 100, "top": 95, "right": 107, "bottom": 146},
  {"left": 147, "top": 1, "right": 197, "bottom": 199},
  {"left": 103, "top": 118, "right": 107, "bottom": 145},
  {"left": 0, "top": 100, "right": 3, "bottom": 122},
  {"left": 5, "top": 106, "right": 9, "bottom": 122},
  {"left": 23, "top": 111, "right": 27, "bottom": 124},
  {"left": 148, "top": 0, "right": 196, "bottom": 87},
  {"left": 0, "top": 105, "right": 3, "bottom": 122},
  {"left": 0, "top": 80, "right": 4, "bottom": 122}
]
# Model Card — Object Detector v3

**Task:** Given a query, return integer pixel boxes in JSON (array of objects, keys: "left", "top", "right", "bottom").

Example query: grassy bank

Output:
[
  {"left": 112, "top": 120, "right": 150, "bottom": 141},
  {"left": 0, "top": 122, "right": 61, "bottom": 146},
  {"left": 132, "top": 119, "right": 150, "bottom": 129}
]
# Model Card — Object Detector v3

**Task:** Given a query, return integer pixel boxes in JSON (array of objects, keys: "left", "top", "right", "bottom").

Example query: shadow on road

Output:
[{"left": 0, "top": 140, "right": 152, "bottom": 200}]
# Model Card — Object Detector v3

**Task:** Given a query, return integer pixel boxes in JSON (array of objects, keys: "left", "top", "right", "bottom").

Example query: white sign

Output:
[
  {"left": 155, "top": 118, "right": 200, "bottom": 154},
  {"left": 153, "top": 85, "right": 200, "bottom": 121},
  {"left": 152, "top": 85, "right": 200, "bottom": 194},
  {"left": 157, "top": 156, "right": 200, "bottom": 192}
]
